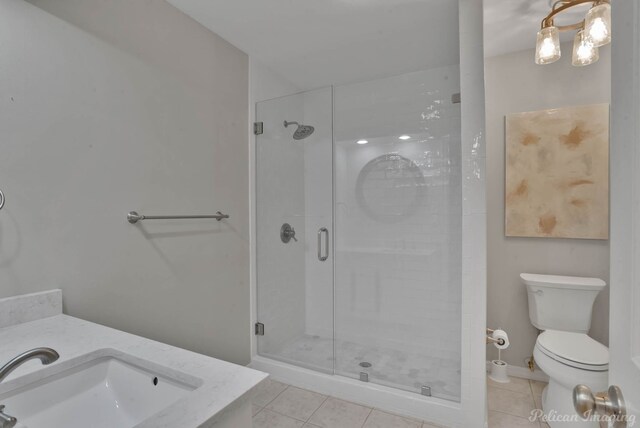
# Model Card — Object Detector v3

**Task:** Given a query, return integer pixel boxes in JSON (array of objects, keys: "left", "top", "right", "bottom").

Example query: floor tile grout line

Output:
[
  {"left": 256, "top": 389, "right": 438, "bottom": 427},
  {"left": 253, "top": 408, "right": 261, "bottom": 418},
  {"left": 489, "top": 384, "right": 529, "bottom": 393},
  {"left": 303, "top": 394, "right": 330, "bottom": 424},
  {"left": 527, "top": 379, "right": 539, "bottom": 409},
  {"left": 370, "top": 408, "right": 425, "bottom": 426},
  {"left": 359, "top": 407, "right": 374, "bottom": 427},
  {"left": 266, "top": 407, "right": 313, "bottom": 424},
  {"left": 262, "top": 383, "right": 290, "bottom": 409},
  {"left": 263, "top": 384, "right": 329, "bottom": 424},
  {"left": 490, "top": 409, "right": 536, "bottom": 421},
  {"left": 491, "top": 409, "right": 538, "bottom": 420},
  {"left": 253, "top": 404, "right": 265, "bottom": 418},
  {"left": 487, "top": 379, "right": 534, "bottom": 394}
]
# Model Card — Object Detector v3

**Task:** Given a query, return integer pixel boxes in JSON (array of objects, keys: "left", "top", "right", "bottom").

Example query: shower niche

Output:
[{"left": 255, "top": 68, "right": 462, "bottom": 402}]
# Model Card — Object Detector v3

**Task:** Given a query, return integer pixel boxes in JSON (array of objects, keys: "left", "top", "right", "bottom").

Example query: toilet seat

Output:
[{"left": 536, "top": 330, "right": 608, "bottom": 372}]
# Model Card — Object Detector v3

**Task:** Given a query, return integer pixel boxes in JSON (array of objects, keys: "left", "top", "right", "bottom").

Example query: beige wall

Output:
[
  {"left": 0, "top": 0, "right": 251, "bottom": 364},
  {"left": 485, "top": 44, "right": 610, "bottom": 368}
]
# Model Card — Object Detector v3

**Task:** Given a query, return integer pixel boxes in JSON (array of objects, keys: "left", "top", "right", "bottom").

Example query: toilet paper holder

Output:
[{"left": 486, "top": 328, "right": 505, "bottom": 346}]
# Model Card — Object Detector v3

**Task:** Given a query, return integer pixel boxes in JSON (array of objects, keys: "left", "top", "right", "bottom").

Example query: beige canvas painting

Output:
[{"left": 505, "top": 104, "right": 609, "bottom": 239}]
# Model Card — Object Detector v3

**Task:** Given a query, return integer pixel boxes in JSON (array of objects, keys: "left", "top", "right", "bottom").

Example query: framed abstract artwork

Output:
[{"left": 505, "top": 103, "right": 609, "bottom": 239}]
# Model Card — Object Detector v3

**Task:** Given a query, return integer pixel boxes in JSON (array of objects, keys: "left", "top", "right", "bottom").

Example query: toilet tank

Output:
[{"left": 521, "top": 273, "right": 606, "bottom": 333}]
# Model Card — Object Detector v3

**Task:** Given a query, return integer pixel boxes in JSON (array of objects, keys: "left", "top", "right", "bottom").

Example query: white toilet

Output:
[{"left": 521, "top": 273, "right": 608, "bottom": 428}]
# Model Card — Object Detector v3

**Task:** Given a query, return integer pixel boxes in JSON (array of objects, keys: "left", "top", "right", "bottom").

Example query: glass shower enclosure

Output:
[
  {"left": 255, "top": 87, "right": 334, "bottom": 375},
  {"left": 255, "top": 66, "right": 463, "bottom": 402}
]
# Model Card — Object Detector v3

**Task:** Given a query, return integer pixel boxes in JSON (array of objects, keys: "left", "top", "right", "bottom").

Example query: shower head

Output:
[{"left": 284, "top": 121, "right": 315, "bottom": 140}]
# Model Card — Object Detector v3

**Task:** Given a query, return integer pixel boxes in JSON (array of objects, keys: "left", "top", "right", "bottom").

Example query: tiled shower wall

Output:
[{"left": 303, "top": 68, "right": 462, "bottom": 364}]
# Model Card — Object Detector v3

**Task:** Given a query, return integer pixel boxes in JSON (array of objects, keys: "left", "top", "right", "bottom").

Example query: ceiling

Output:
[
  {"left": 167, "top": 0, "right": 593, "bottom": 90},
  {"left": 484, "top": 0, "right": 593, "bottom": 58},
  {"left": 166, "top": 0, "right": 459, "bottom": 90}
]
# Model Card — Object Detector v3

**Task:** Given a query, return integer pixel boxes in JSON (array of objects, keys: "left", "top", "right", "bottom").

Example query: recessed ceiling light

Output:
[
  {"left": 356, "top": 139, "right": 369, "bottom": 145},
  {"left": 399, "top": 135, "right": 411, "bottom": 140}
]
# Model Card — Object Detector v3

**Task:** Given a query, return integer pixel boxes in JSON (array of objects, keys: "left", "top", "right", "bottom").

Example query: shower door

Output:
[
  {"left": 333, "top": 69, "right": 462, "bottom": 401},
  {"left": 255, "top": 72, "right": 462, "bottom": 402},
  {"left": 255, "top": 87, "right": 334, "bottom": 373}
]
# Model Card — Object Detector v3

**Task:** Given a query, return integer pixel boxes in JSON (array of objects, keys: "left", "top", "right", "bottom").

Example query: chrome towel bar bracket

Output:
[{"left": 127, "top": 211, "right": 229, "bottom": 224}]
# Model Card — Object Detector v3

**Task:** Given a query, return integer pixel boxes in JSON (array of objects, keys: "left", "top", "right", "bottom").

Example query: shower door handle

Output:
[{"left": 318, "top": 227, "right": 329, "bottom": 262}]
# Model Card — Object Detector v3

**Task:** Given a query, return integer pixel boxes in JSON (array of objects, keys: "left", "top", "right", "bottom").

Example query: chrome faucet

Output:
[
  {"left": 0, "top": 406, "right": 16, "bottom": 428},
  {"left": 0, "top": 348, "right": 59, "bottom": 384},
  {"left": 0, "top": 348, "right": 60, "bottom": 428}
]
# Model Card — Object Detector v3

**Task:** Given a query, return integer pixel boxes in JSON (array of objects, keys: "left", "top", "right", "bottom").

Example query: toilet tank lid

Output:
[{"left": 520, "top": 273, "right": 606, "bottom": 290}]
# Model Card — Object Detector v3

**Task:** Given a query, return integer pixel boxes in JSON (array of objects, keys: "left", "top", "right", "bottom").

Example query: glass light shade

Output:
[
  {"left": 535, "top": 26, "right": 561, "bottom": 65},
  {"left": 572, "top": 30, "right": 599, "bottom": 66},
  {"left": 584, "top": 2, "right": 611, "bottom": 47}
]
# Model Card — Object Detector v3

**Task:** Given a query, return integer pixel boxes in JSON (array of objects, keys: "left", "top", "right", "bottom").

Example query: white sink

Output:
[{"left": 0, "top": 351, "right": 200, "bottom": 428}]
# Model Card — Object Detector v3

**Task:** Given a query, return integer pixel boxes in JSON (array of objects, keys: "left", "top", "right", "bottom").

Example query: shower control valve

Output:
[{"left": 280, "top": 223, "right": 297, "bottom": 243}]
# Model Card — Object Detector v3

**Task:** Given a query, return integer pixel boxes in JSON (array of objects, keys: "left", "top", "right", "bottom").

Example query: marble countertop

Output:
[{"left": 0, "top": 313, "right": 267, "bottom": 427}]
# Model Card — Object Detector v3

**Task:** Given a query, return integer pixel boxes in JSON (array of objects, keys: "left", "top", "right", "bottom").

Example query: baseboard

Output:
[{"left": 486, "top": 361, "right": 549, "bottom": 382}]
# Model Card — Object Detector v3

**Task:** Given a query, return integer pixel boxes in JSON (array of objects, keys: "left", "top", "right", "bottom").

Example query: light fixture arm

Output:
[{"left": 541, "top": 0, "right": 610, "bottom": 31}]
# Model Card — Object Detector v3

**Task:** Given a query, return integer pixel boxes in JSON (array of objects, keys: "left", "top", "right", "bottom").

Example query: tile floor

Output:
[
  {"left": 251, "top": 378, "right": 441, "bottom": 428},
  {"left": 251, "top": 376, "right": 549, "bottom": 428},
  {"left": 487, "top": 376, "right": 550, "bottom": 428}
]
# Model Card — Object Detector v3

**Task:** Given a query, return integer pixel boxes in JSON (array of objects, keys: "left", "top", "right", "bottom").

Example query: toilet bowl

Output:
[
  {"left": 521, "top": 273, "right": 608, "bottom": 428},
  {"left": 533, "top": 330, "right": 608, "bottom": 427}
]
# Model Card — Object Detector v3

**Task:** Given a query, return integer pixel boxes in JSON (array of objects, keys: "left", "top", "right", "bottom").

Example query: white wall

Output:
[
  {"left": 250, "top": 59, "right": 300, "bottom": 105},
  {"left": 458, "top": 0, "right": 487, "bottom": 421},
  {"left": 485, "top": 44, "right": 611, "bottom": 368},
  {"left": 0, "top": 0, "right": 251, "bottom": 364}
]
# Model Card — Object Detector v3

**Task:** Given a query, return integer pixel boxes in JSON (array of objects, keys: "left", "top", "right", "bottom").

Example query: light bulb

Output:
[
  {"left": 356, "top": 139, "right": 368, "bottom": 145},
  {"left": 399, "top": 135, "right": 411, "bottom": 140},
  {"left": 535, "top": 26, "right": 561, "bottom": 65},
  {"left": 572, "top": 30, "right": 599, "bottom": 66},
  {"left": 584, "top": 3, "right": 611, "bottom": 47}
]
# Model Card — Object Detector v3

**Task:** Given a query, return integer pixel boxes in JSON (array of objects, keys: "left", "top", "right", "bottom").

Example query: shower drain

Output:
[{"left": 359, "top": 362, "right": 372, "bottom": 368}]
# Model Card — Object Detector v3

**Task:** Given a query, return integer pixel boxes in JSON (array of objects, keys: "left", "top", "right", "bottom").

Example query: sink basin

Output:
[{"left": 0, "top": 351, "right": 200, "bottom": 428}]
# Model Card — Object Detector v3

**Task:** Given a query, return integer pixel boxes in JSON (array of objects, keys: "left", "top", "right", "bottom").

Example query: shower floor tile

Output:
[{"left": 274, "top": 334, "right": 461, "bottom": 400}]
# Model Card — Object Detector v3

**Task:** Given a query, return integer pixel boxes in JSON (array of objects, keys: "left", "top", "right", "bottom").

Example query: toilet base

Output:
[
  {"left": 533, "top": 345, "right": 608, "bottom": 428},
  {"left": 542, "top": 380, "right": 601, "bottom": 428}
]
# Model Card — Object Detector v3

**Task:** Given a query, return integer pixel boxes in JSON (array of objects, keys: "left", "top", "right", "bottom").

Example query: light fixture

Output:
[
  {"left": 572, "top": 29, "right": 599, "bottom": 66},
  {"left": 535, "top": 26, "right": 561, "bottom": 65},
  {"left": 535, "top": 0, "right": 610, "bottom": 66},
  {"left": 399, "top": 135, "right": 411, "bottom": 140},
  {"left": 356, "top": 139, "right": 368, "bottom": 145},
  {"left": 584, "top": 2, "right": 611, "bottom": 47}
]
